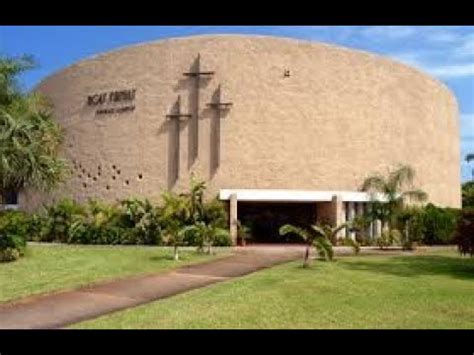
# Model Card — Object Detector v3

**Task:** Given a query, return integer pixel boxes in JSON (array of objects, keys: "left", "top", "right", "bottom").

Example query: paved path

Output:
[{"left": 0, "top": 247, "right": 302, "bottom": 329}]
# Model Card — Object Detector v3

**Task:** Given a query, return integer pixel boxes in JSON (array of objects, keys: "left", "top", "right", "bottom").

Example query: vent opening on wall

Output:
[
  {"left": 116, "top": 170, "right": 121, "bottom": 175},
  {"left": 124, "top": 180, "right": 130, "bottom": 186},
  {"left": 78, "top": 175, "right": 82, "bottom": 179},
  {"left": 112, "top": 165, "right": 116, "bottom": 170},
  {"left": 137, "top": 174, "right": 143, "bottom": 181},
  {"left": 98, "top": 172, "right": 101, "bottom": 177},
  {"left": 106, "top": 185, "right": 110, "bottom": 190},
  {"left": 83, "top": 183, "right": 87, "bottom": 188},
  {"left": 112, "top": 176, "right": 116, "bottom": 180},
  {"left": 93, "top": 177, "right": 97, "bottom": 181}
]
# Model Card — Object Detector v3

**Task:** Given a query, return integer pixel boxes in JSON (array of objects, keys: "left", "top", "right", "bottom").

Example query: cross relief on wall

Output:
[{"left": 166, "top": 53, "right": 233, "bottom": 187}]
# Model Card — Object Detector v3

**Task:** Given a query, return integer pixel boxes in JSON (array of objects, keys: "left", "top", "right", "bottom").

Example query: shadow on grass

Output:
[
  {"left": 340, "top": 255, "right": 474, "bottom": 281},
  {"left": 149, "top": 255, "right": 176, "bottom": 262}
]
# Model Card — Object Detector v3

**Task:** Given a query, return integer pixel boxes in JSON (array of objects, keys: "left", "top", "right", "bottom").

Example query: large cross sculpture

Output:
[
  {"left": 182, "top": 53, "right": 215, "bottom": 167},
  {"left": 166, "top": 95, "right": 192, "bottom": 185},
  {"left": 206, "top": 84, "right": 233, "bottom": 173}
]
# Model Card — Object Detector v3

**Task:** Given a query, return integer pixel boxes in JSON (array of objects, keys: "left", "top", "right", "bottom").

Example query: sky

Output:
[{"left": 1, "top": 26, "right": 473, "bottom": 182}]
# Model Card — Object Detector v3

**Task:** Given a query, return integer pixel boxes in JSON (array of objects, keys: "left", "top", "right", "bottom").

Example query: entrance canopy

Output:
[{"left": 219, "top": 189, "right": 385, "bottom": 202}]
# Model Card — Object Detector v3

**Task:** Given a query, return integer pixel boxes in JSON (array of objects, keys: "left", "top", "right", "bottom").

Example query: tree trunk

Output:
[
  {"left": 174, "top": 245, "right": 179, "bottom": 261},
  {"left": 303, "top": 245, "right": 310, "bottom": 268},
  {"left": 207, "top": 242, "right": 212, "bottom": 255}
]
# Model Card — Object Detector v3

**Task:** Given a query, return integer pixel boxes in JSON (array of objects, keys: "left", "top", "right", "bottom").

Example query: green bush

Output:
[
  {"left": 453, "top": 209, "right": 474, "bottom": 257},
  {"left": 27, "top": 213, "right": 49, "bottom": 242},
  {"left": 119, "top": 198, "right": 162, "bottom": 245},
  {"left": 200, "top": 199, "right": 228, "bottom": 229},
  {"left": 0, "top": 210, "right": 28, "bottom": 262},
  {"left": 375, "top": 229, "right": 401, "bottom": 249},
  {"left": 13, "top": 178, "right": 230, "bottom": 249},
  {"left": 213, "top": 231, "right": 232, "bottom": 246},
  {"left": 42, "top": 198, "right": 86, "bottom": 242},
  {"left": 395, "top": 207, "right": 425, "bottom": 250},
  {"left": 421, "top": 203, "right": 459, "bottom": 245}
]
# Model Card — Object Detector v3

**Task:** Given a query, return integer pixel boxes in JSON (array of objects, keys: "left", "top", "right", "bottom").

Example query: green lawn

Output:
[
  {"left": 75, "top": 249, "right": 474, "bottom": 329},
  {"left": 0, "top": 244, "right": 228, "bottom": 303}
]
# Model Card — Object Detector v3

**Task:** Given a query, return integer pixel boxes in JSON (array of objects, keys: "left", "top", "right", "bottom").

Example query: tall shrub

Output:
[
  {"left": 421, "top": 203, "right": 459, "bottom": 245},
  {"left": 453, "top": 209, "right": 474, "bottom": 257}
]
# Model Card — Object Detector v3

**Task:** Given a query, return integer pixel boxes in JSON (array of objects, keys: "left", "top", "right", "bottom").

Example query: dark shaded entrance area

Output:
[{"left": 238, "top": 202, "right": 317, "bottom": 244}]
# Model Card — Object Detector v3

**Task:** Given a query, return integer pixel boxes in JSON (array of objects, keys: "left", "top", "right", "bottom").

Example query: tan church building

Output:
[{"left": 18, "top": 35, "right": 461, "bottom": 243}]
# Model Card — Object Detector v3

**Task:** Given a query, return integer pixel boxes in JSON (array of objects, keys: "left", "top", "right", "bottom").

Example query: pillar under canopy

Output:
[
  {"left": 347, "top": 202, "right": 356, "bottom": 240},
  {"left": 331, "top": 195, "right": 345, "bottom": 240},
  {"left": 229, "top": 193, "right": 238, "bottom": 245}
]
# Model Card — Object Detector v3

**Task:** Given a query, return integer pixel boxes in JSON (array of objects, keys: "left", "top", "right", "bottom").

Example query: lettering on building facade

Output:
[{"left": 87, "top": 89, "right": 136, "bottom": 115}]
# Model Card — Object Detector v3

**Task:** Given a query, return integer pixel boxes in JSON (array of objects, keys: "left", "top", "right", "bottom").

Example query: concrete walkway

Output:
[{"left": 0, "top": 246, "right": 303, "bottom": 329}]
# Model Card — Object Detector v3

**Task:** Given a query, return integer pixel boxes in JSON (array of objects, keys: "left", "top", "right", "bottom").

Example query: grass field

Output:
[
  {"left": 75, "top": 249, "right": 474, "bottom": 329},
  {"left": 0, "top": 244, "right": 227, "bottom": 303}
]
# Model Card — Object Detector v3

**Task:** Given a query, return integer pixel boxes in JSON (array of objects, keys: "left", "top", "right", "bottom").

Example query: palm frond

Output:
[
  {"left": 313, "top": 237, "right": 334, "bottom": 261},
  {"left": 279, "top": 224, "right": 310, "bottom": 242},
  {"left": 361, "top": 175, "right": 386, "bottom": 192},
  {"left": 400, "top": 189, "right": 428, "bottom": 202},
  {"left": 388, "top": 164, "right": 415, "bottom": 191}
]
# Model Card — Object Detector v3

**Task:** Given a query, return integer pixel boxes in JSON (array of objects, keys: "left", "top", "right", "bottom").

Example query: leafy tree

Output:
[
  {"left": 453, "top": 209, "right": 474, "bottom": 257},
  {"left": 418, "top": 203, "right": 459, "bottom": 245},
  {"left": 467, "top": 153, "right": 474, "bottom": 182},
  {"left": 462, "top": 181, "right": 474, "bottom": 209}
]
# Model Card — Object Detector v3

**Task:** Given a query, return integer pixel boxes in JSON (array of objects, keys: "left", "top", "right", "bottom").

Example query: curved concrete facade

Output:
[{"left": 21, "top": 35, "right": 461, "bottom": 209}]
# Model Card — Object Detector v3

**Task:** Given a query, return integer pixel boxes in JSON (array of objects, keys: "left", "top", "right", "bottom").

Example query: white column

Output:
[
  {"left": 347, "top": 202, "right": 356, "bottom": 240},
  {"left": 374, "top": 219, "right": 382, "bottom": 238},
  {"left": 229, "top": 193, "right": 238, "bottom": 245},
  {"left": 332, "top": 195, "right": 345, "bottom": 240},
  {"left": 355, "top": 202, "right": 364, "bottom": 241},
  {"left": 366, "top": 203, "right": 374, "bottom": 240}
]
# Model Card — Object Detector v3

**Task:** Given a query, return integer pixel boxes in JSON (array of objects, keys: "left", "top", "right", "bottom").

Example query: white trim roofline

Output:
[{"left": 219, "top": 189, "right": 386, "bottom": 202}]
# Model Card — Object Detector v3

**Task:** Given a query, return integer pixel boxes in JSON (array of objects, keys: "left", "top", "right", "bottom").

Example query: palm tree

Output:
[
  {"left": 181, "top": 221, "right": 229, "bottom": 254},
  {"left": 0, "top": 56, "right": 68, "bottom": 207},
  {"left": 160, "top": 192, "right": 191, "bottom": 260},
  {"left": 0, "top": 55, "right": 35, "bottom": 107},
  {"left": 361, "top": 164, "right": 428, "bottom": 232},
  {"left": 279, "top": 223, "right": 346, "bottom": 267}
]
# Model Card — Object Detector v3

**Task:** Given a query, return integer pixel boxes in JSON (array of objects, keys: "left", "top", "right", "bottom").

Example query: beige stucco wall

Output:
[{"left": 20, "top": 34, "right": 461, "bottom": 210}]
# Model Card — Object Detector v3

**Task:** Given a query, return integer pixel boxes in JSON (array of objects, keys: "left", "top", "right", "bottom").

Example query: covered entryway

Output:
[
  {"left": 237, "top": 201, "right": 316, "bottom": 243},
  {"left": 220, "top": 189, "right": 385, "bottom": 245}
]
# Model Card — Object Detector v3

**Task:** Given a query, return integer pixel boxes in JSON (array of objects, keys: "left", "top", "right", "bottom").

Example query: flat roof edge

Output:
[{"left": 219, "top": 189, "right": 385, "bottom": 202}]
